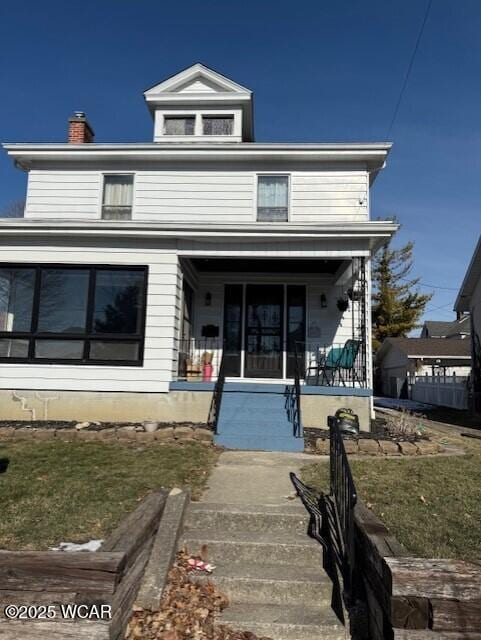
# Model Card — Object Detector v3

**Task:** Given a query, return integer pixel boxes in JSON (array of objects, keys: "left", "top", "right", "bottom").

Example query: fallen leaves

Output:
[{"left": 125, "top": 551, "right": 272, "bottom": 640}]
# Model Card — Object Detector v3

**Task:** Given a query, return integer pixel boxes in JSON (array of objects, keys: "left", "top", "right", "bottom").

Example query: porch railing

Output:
[
  {"left": 176, "top": 338, "right": 222, "bottom": 382},
  {"left": 175, "top": 338, "right": 368, "bottom": 388},
  {"left": 299, "top": 340, "right": 367, "bottom": 388}
]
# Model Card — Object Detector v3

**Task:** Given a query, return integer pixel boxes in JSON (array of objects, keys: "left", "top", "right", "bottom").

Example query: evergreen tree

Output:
[{"left": 372, "top": 239, "right": 432, "bottom": 349}]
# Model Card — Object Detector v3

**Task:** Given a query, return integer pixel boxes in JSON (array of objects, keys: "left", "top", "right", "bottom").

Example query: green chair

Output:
[{"left": 319, "top": 339, "right": 362, "bottom": 386}]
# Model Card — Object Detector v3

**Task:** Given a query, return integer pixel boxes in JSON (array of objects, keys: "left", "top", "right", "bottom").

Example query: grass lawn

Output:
[
  {"left": 302, "top": 435, "right": 481, "bottom": 562},
  {"left": 0, "top": 439, "right": 218, "bottom": 550}
]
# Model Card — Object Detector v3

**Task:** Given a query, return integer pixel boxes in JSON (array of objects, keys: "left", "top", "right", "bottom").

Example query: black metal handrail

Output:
[
  {"left": 285, "top": 342, "right": 303, "bottom": 438},
  {"left": 207, "top": 349, "right": 226, "bottom": 434},
  {"left": 329, "top": 414, "right": 357, "bottom": 602}
]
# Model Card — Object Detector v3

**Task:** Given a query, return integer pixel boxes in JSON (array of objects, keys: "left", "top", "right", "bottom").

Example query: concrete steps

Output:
[
  {"left": 218, "top": 603, "right": 344, "bottom": 640},
  {"left": 182, "top": 527, "right": 320, "bottom": 566},
  {"left": 190, "top": 561, "right": 332, "bottom": 606},
  {"left": 187, "top": 502, "right": 308, "bottom": 535},
  {"left": 182, "top": 501, "right": 345, "bottom": 639}
]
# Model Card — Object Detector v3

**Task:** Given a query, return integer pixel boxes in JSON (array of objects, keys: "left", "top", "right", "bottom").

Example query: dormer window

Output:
[
  {"left": 202, "top": 116, "right": 234, "bottom": 136},
  {"left": 164, "top": 116, "right": 195, "bottom": 136},
  {"left": 102, "top": 175, "right": 133, "bottom": 220}
]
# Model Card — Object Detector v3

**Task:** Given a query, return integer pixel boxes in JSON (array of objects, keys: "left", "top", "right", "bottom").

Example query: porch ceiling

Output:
[{"left": 190, "top": 257, "right": 343, "bottom": 274}]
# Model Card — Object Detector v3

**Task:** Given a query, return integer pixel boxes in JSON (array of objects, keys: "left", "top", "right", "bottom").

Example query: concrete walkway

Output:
[
  {"left": 202, "top": 450, "right": 317, "bottom": 506},
  {"left": 182, "top": 450, "right": 344, "bottom": 640}
]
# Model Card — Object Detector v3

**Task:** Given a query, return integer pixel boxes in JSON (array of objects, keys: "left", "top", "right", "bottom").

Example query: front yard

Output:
[
  {"left": 0, "top": 439, "right": 218, "bottom": 550},
  {"left": 302, "top": 432, "right": 481, "bottom": 562}
]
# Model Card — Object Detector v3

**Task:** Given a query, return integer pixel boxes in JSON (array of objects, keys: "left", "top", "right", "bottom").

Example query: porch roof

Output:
[{"left": 0, "top": 219, "right": 399, "bottom": 252}]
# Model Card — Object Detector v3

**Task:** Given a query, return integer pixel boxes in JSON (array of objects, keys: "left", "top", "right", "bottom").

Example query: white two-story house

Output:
[{"left": 0, "top": 63, "right": 397, "bottom": 449}]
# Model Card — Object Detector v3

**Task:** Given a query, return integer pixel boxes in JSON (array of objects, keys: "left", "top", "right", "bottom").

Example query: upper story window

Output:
[
  {"left": 102, "top": 175, "right": 134, "bottom": 220},
  {"left": 164, "top": 116, "right": 195, "bottom": 136},
  {"left": 257, "top": 175, "right": 289, "bottom": 222},
  {"left": 202, "top": 116, "right": 234, "bottom": 136}
]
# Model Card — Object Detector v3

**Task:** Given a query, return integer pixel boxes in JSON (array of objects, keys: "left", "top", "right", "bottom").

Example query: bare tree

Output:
[{"left": 0, "top": 199, "right": 25, "bottom": 218}]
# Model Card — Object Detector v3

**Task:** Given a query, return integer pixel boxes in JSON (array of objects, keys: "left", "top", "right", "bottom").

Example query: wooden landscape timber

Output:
[
  {"left": 354, "top": 501, "right": 481, "bottom": 639},
  {"left": 0, "top": 490, "right": 169, "bottom": 639}
]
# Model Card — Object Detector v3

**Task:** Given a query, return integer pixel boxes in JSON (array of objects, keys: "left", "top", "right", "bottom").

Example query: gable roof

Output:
[
  {"left": 143, "top": 63, "right": 254, "bottom": 140},
  {"left": 421, "top": 318, "right": 471, "bottom": 338},
  {"left": 144, "top": 63, "right": 252, "bottom": 96},
  {"left": 422, "top": 320, "right": 454, "bottom": 337},
  {"left": 455, "top": 236, "right": 481, "bottom": 312},
  {"left": 446, "top": 315, "right": 471, "bottom": 337},
  {"left": 378, "top": 337, "right": 471, "bottom": 360}
]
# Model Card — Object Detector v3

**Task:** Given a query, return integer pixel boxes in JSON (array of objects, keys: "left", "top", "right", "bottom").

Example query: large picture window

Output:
[{"left": 0, "top": 265, "right": 148, "bottom": 365}]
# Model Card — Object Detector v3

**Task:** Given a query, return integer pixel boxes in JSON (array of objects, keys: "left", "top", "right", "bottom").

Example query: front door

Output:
[{"left": 244, "top": 285, "right": 283, "bottom": 378}]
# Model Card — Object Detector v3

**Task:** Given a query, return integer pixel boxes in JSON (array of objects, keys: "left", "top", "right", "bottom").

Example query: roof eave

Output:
[
  {"left": 3, "top": 142, "right": 392, "bottom": 171},
  {"left": 455, "top": 236, "right": 481, "bottom": 312}
]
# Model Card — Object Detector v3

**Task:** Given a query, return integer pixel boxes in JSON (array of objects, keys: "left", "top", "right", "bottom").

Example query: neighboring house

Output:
[
  {"left": 419, "top": 316, "right": 470, "bottom": 339},
  {"left": 376, "top": 337, "right": 471, "bottom": 398},
  {"left": 455, "top": 236, "right": 481, "bottom": 413},
  {"left": 0, "top": 63, "right": 397, "bottom": 445}
]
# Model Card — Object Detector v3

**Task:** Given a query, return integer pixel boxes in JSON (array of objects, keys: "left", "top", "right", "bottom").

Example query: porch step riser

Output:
[
  {"left": 216, "top": 621, "right": 344, "bottom": 640},
  {"left": 185, "top": 511, "right": 308, "bottom": 535},
  {"left": 181, "top": 537, "right": 322, "bottom": 566},
  {"left": 191, "top": 574, "right": 331, "bottom": 606},
  {"left": 215, "top": 434, "right": 304, "bottom": 452},
  {"left": 218, "top": 423, "right": 294, "bottom": 434}
]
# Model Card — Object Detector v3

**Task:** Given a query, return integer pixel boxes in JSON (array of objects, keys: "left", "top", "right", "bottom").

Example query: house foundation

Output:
[{"left": 0, "top": 387, "right": 371, "bottom": 431}]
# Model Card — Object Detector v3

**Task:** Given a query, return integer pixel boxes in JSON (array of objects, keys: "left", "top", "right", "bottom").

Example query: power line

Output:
[
  {"left": 385, "top": 0, "right": 433, "bottom": 140},
  {"left": 400, "top": 277, "right": 458, "bottom": 291}
]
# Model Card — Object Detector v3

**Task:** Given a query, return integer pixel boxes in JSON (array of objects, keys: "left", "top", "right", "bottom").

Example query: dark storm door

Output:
[{"left": 244, "top": 285, "right": 283, "bottom": 378}]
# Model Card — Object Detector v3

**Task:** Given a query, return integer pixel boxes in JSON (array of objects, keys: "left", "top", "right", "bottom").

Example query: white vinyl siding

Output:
[
  {"left": 25, "top": 171, "right": 101, "bottom": 220},
  {"left": 290, "top": 172, "right": 368, "bottom": 223},
  {"left": 134, "top": 172, "right": 255, "bottom": 223},
  {"left": 24, "top": 169, "right": 369, "bottom": 223}
]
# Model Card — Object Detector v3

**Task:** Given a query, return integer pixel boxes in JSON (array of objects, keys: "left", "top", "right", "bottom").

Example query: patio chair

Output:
[{"left": 318, "top": 339, "right": 362, "bottom": 387}]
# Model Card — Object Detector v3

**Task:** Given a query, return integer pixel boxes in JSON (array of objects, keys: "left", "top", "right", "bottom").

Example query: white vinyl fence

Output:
[{"left": 409, "top": 374, "right": 468, "bottom": 410}]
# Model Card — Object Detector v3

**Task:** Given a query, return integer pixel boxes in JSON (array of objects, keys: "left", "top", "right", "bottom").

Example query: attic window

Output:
[
  {"left": 202, "top": 116, "right": 233, "bottom": 136},
  {"left": 164, "top": 116, "right": 195, "bottom": 136}
]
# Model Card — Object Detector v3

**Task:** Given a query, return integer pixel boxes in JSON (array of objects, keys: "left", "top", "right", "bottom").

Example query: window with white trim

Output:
[
  {"left": 164, "top": 116, "right": 195, "bottom": 135},
  {"left": 102, "top": 175, "right": 133, "bottom": 220},
  {"left": 257, "top": 175, "right": 289, "bottom": 222},
  {"left": 202, "top": 115, "right": 234, "bottom": 135}
]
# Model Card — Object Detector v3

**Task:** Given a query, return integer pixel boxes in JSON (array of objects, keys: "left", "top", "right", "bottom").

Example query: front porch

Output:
[
  {"left": 172, "top": 255, "right": 372, "bottom": 446},
  {"left": 175, "top": 256, "right": 369, "bottom": 390}
]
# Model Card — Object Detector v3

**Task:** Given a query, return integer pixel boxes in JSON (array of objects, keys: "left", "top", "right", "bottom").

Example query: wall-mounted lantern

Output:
[
  {"left": 320, "top": 293, "right": 327, "bottom": 308},
  {"left": 205, "top": 292, "right": 212, "bottom": 306}
]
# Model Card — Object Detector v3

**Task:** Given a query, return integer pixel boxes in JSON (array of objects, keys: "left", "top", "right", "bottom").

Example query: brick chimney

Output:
[{"left": 68, "top": 111, "right": 95, "bottom": 143}]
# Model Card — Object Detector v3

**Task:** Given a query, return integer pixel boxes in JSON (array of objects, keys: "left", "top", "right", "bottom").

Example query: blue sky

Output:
[{"left": 0, "top": 0, "right": 480, "bottom": 326}]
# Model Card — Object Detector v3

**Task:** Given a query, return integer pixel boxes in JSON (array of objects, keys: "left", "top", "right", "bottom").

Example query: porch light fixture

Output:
[
  {"left": 205, "top": 292, "right": 212, "bottom": 306},
  {"left": 320, "top": 293, "right": 327, "bottom": 308}
]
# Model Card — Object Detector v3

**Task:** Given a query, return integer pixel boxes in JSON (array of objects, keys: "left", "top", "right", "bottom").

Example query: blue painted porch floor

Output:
[{"left": 214, "top": 384, "right": 304, "bottom": 452}]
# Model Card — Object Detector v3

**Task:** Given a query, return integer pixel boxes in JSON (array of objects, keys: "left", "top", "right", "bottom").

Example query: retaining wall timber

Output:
[
  {"left": 0, "top": 490, "right": 168, "bottom": 639},
  {"left": 354, "top": 502, "right": 481, "bottom": 639}
]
